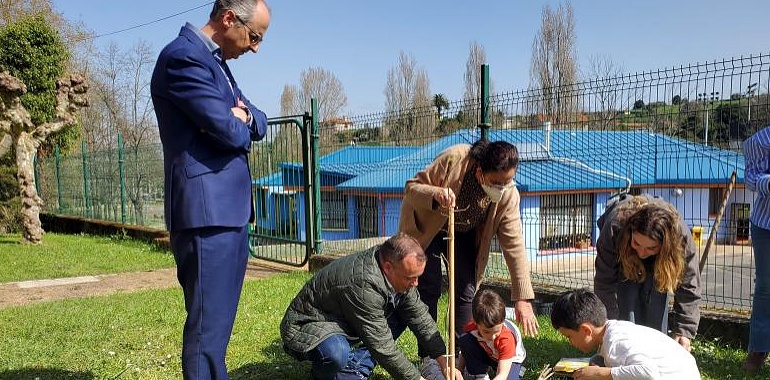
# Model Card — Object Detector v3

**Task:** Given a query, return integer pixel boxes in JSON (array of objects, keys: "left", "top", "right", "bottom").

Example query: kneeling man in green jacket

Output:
[{"left": 281, "top": 233, "right": 462, "bottom": 380}]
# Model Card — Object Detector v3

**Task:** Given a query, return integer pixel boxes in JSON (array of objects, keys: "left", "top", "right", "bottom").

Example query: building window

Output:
[
  {"left": 708, "top": 188, "right": 724, "bottom": 215},
  {"left": 256, "top": 189, "right": 268, "bottom": 219},
  {"left": 539, "top": 193, "right": 593, "bottom": 250},
  {"left": 322, "top": 191, "right": 348, "bottom": 230},
  {"left": 356, "top": 196, "right": 378, "bottom": 238}
]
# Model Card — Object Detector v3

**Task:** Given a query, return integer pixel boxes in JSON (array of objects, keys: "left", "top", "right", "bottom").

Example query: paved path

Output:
[{"left": 0, "top": 260, "right": 294, "bottom": 309}]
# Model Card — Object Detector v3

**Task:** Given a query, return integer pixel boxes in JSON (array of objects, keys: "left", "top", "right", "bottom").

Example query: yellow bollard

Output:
[{"left": 691, "top": 226, "right": 703, "bottom": 246}]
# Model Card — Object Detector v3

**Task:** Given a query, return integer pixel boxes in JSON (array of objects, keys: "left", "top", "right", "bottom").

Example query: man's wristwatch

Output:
[{"left": 240, "top": 105, "right": 252, "bottom": 123}]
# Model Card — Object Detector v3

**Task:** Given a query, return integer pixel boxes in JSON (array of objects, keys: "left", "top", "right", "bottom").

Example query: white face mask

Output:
[{"left": 481, "top": 183, "right": 505, "bottom": 203}]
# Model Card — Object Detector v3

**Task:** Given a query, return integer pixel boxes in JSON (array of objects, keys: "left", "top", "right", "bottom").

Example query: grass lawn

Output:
[
  {"left": 0, "top": 233, "right": 175, "bottom": 283},
  {"left": 0, "top": 234, "right": 765, "bottom": 379}
]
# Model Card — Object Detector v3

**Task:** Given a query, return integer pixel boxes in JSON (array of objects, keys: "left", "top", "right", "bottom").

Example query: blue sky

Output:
[{"left": 52, "top": 0, "right": 769, "bottom": 119}]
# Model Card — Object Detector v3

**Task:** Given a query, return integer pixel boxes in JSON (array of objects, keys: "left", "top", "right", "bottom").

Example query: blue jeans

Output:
[
  {"left": 616, "top": 257, "right": 670, "bottom": 335},
  {"left": 306, "top": 312, "right": 409, "bottom": 380},
  {"left": 457, "top": 333, "right": 523, "bottom": 380},
  {"left": 750, "top": 224, "right": 770, "bottom": 352}
]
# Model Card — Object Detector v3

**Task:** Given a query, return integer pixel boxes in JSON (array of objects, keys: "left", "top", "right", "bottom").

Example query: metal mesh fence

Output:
[
  {"left": 312, "top": 54, "right": 770, "bottom": 313},
  {"left": 37, "top": 142, "right": 166, "bottom": 229},
  {"left": 249, "top": 115, "right": 315, "bottom": 266},
  {"left": 34, "top": 53, "right": 770, "bottom": 313}
]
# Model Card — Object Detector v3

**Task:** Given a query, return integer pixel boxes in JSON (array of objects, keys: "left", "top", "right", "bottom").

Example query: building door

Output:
[
  {"left": 275, "top": 194, "right": 297, "bottom": 238},
  {"left": 356, "top": 196, "right": 378, "bottom": 238},
  {"left": 730, "top": 203, "right": 750, "bottom": 244}
]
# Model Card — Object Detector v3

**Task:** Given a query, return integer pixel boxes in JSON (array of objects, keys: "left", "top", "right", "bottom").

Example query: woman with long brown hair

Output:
[{"left": 594, "top": 194, "right": 701, "bottom": 352}]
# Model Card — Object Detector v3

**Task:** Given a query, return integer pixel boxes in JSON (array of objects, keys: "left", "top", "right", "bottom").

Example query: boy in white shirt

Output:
[{"left": 550, "top": 288, "right": 700, "bottom": 380}]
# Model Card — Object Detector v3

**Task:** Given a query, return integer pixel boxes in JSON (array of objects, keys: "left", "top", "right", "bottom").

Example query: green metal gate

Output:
[{"left": 248, "top": 99, "right": 321, "bottom": 266}]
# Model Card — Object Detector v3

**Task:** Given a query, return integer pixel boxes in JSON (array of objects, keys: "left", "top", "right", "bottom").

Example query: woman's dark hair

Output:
[{"left": 469, "top": 139, "right": 519, "bottom": 173}]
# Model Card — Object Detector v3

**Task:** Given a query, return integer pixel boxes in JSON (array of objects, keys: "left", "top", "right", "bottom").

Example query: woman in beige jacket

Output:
[{"left": 399, "top": 139, "right": 538, "bottom": 366}]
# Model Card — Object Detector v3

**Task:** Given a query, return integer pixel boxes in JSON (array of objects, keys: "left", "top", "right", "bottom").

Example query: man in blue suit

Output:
[{"left": 150, "top": 1, "right": 270, "bottom": 378}]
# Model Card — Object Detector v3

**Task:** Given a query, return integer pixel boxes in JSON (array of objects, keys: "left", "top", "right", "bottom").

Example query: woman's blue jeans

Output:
[
  {"left": 306, "top": 311, "right": 408, "bottom": 380},
  {"left": 749, "top": 224, "right": 770, "bottom": 352}
]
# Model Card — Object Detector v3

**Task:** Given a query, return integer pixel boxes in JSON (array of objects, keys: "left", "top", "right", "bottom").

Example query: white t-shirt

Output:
[{"left": 601, "top": 320, "right": 701, "bottom": 380}]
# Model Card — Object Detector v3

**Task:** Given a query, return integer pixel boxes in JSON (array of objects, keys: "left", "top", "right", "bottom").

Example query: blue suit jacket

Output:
[{"left": 151, "top": 26, "right": 267, "bottom": 232}]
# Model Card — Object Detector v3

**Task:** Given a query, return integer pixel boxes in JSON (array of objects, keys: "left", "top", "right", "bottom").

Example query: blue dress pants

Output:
[
  {"left": 171, "top": 225, "right": 249, "bottom": 380},
  {"left": 750, "top": 224, "right": 770, "bottom": 353}
]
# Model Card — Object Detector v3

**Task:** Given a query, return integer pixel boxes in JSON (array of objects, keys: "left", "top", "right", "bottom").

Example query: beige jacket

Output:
[{"left": 398, "top": 144, "right": 535, "bottom": 301}]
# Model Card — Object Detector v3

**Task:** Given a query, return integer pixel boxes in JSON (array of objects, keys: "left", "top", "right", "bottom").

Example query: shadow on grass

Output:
[
  {"left": 0, "top": 236, "right": 21, "bottom": 245},
  {"left": 523, "top": 337, "right": 585, "bottom": 379},
  {"left": 230, "top": 338, "right": 310, "bottom": 380},
  {"left": 230, "top": 336, "right": 588, "bottom": 380},
  {"left": 227, "top": 336, "right": 429, "bottom": 380},
  {"left": 0, "top": 368, "right": 94, "bottom": 380}
]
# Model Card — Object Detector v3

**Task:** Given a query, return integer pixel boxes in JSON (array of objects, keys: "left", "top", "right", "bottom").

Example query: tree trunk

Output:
[
  {"left": 132, "top": 197, "right": 145, "bottom": 225},
  {"left": 1, "top": 73, "right": 88, "bottom": 244},
  {"left": 16, "top": 131, "right": 43, "bottom": 243}
]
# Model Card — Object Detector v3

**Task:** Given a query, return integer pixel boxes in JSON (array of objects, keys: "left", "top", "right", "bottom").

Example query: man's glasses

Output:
[{"left": 234, "top": 14, "right": 263, "bottom": 45}]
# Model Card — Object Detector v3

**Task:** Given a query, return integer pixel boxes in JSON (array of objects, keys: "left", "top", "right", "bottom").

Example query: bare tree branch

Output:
[
  {"left": 295, "top": 67, "right": 347, "bottom": 121},
  {"left": 383, "top": 51, "right": 434, "bottom": 144},
  {"left": 529, "top": 2, "right": 578, "bottom": 126},
  {"left": 584, "top": 54, "right": 627, "bottom": 129}
]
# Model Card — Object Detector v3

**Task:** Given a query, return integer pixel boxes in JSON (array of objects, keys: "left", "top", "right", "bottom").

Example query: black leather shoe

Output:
[{"left": 742, "top": 352, "right": 768, "bottom": 374}]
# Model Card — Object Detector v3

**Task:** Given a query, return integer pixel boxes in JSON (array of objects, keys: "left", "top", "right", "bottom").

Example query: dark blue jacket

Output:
[{"left": 151, "top": 25, "right": 267, "bottom": 231}]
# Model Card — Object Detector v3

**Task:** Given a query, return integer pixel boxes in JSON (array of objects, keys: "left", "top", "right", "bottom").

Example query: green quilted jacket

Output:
[{"left": 280, "top": 245, "right": 446, "bottom": 380}]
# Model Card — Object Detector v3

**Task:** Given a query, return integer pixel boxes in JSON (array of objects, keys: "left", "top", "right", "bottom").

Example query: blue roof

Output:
[
  {"left": 320, "top": 145, "right": 418, "bottom": 164},
  {"left": 263, "top": 128, "right": 746, "bottom": 194},
  {"left": 252, "top": 172, "right": 282, "bottom": 186},
  {"left": 278, "top": 146, "right": 420, "bottom": 177},
  {"left": 529, "top": 129, "right": 744, "bottom": 185}
]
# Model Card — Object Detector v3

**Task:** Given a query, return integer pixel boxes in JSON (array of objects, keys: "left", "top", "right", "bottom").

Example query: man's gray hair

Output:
[
  {"left": 210, "top": 0, "right": 264, "bottom": 21},
  {"left": 377, "top": 233, "right": 426, "bottom": 264}
]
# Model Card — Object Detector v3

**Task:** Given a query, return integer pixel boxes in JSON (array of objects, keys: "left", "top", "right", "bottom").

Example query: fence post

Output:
[
  {"left": 118, "top": 133, "right": 127, "bottom": 224},
  {"left": 301, "top": 110, "right": 314, "bottom": 257},
  {"left": 311, "top": 98, "right": 322, "bottom": 255},
  {"left": 55, "top": 145, "right": 63, "bottom": 213},
  {"left": 480, "top": 63, "right": 491, "bottom": 140},
  {"left": 81, "top": 141, "right": 92, "bottom": 218}
]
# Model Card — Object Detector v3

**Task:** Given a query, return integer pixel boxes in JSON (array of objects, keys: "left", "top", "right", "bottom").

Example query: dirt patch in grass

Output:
[{"left": 0, "top": 260, "right": 298, "bottom": 309}]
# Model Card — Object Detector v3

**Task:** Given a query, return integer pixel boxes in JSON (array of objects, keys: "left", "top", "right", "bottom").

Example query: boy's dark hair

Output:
[
  {"left": 472, "top": 289, "right": 506, "bottom": 327},
  {"left": 550, "top": 288, "right": 607, "bottom": 331}
]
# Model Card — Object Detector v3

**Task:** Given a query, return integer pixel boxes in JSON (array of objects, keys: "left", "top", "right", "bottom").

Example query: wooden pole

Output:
[
  {"left": 699, "top": 170, "right": 737, "bottom": 273},
  {"left": 447, "top": 197, "right": 456, "bottom": 377}
]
